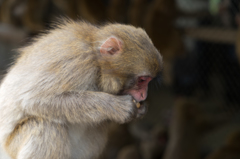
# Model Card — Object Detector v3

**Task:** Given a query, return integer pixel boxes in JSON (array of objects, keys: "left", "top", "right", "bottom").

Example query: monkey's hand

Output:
[
  {"left": 107, "top": 95, "right": 138, "bottom": 124},
  {"left": 136, "top": 102, "right": 148, "bottom": 119}
]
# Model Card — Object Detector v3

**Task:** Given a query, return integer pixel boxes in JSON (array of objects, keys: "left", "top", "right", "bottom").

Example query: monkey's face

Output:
[
  {"left": 123, "top": 75, "right": 153, "bottom": 117},
  {"left": 126, "top": 76, "right": 152, "bottom": 102},
  {"left": 98, "top": 28, "right": 162, "bottom": 118}
]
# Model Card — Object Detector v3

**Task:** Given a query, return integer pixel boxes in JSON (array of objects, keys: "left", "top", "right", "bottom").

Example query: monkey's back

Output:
[{"left": 0, "top": 21, "right": 100, "bottom": 149}]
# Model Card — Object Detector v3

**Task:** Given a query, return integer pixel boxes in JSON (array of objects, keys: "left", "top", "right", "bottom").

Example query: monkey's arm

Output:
[{"left": 24, "top": 91, "right": 136, "bottom": 124}]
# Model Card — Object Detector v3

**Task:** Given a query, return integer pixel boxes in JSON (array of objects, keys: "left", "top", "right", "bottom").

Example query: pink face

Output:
[{"left": 126, "top": 76, "right": 152, "bottom": 102}]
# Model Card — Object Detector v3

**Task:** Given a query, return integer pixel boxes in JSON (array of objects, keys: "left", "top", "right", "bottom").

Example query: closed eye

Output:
[
  {"left": 137, "top": 76, "right": 152, "bottom": 86},
  {"left": 138, "top": 78, "right": 146, "bottom": 83}
]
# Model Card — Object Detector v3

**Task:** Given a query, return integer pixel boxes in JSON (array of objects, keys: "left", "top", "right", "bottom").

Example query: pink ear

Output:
[{"left": 100, "top": 37, "right": 122, "bottom": 55}]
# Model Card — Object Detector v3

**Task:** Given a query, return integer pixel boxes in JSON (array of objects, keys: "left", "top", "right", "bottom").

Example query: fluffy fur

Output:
[{"left": 0, "top": 20, "right": 162, "bottom": 159}]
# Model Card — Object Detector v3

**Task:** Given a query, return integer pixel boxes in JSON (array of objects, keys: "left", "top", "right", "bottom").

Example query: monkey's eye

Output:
[
  {"left": 137, "top": 76, "right": 150, "bottom": 85},
  {"left": 138, "top": 78, "right": 146, "bottom": 83}
]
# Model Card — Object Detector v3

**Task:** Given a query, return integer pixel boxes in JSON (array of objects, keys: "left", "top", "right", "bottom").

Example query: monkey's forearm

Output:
[{"left": 24, "top": 91, "right": 134, "bottom": 124}]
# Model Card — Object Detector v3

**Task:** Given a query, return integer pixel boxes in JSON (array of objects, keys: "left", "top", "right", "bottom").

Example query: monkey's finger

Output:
[{"left": 132, "top": 99, "right": 141, "bottom": 108}]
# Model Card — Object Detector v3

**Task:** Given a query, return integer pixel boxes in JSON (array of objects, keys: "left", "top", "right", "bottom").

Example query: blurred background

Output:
[{"left": 0, "top": 0, "right": 240, "bottom": 159}]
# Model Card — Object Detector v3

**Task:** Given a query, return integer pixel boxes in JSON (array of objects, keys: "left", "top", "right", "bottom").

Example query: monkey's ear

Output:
[{"left": 100, "top": 37, "right": 122, "bottom": 55}]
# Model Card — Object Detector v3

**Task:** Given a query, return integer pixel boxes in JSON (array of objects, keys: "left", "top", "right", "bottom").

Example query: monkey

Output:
[
  {"left": 205, "top": 130, "right": 240, "bottom": 159},
  {"left": 98, "top": 123, "right": 135, "bottom": 159},
  {"left": 116, "top": 124, "right": 167, "bottom": 159},
  {"left": 0, "top": 19, "right": 162, "bottom": 159},
  {"left": 162, "top": 98, "right": 201, "bottom": 159},
  {"left": 0, "top": 144, "right": 10, "bottom": 159},
  {"left": 116, "top": 145, "right": 140, "bottom": 159},
  {"left": 162, "top": 98, "right": 230, "bottom": 159}
]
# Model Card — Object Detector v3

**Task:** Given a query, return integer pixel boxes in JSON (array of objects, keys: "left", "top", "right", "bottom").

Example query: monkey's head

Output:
[{"left": 96, "top": 24, "right": 163, "bottom": 116}]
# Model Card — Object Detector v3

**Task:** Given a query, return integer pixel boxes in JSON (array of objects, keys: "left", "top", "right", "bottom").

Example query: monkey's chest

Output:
[{"left": 68, "top": 124, "right": 108, "bottom": 159}]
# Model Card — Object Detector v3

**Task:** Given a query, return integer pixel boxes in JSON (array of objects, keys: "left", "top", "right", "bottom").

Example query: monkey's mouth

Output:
[
  {"left": 132, "top": 99, "right": 141, "bottom": 108},
  {"left": 133, "top": 99, "right": 147, "bottom": 118}
]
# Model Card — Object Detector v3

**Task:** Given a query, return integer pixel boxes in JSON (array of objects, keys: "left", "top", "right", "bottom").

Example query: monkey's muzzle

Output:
[
  {"left": 133, "top": 99, "right": 148, "bottom": 118},
  {"left": 133, "top": 99, "right": 141, "bottom": 108}
]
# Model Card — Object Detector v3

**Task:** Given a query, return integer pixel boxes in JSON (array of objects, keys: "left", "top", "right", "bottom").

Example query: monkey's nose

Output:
[{"left": 138, "top": 90, "right": 147, "bottom": 101}]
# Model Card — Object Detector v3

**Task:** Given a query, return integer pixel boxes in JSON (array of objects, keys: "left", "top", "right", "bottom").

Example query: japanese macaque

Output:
[
  {"left": 162, "top": 98, "right": 229, "bottom": 159},
  {"left": 116, "top": 124, "right": 167, "bottom": 159},
  {"left": 99, "top": 123, "right": 134, "bottom": 159},
  {"left": 162, "top": 98, "right": 201, "bottom": 159},
  {"left": 205, "top": 130, "right": 240, "bottom": 159},
  {"left": 0, "top": 19, "right": 162, "bottom": 159}
]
